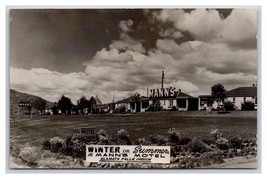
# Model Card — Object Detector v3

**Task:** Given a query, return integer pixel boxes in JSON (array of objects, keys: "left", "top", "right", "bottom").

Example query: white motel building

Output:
[
  {"left": 224, "top": 86, "right": 257, "bottom": 110},
  {"left": 115, "top": 86, "right": 257, "bottom": 113},
  {"left": 115, "top": 87, "right": 199, "bottom": 113}
]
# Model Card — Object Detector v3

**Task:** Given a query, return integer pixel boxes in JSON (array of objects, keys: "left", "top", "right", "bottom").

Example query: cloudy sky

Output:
[{"left": 10, "top": 9, "right": 258, "bottom": 103}]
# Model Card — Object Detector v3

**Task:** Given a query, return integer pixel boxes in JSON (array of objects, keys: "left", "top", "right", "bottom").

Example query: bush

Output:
[
  {"left": 42, "top": 139, "right": 51, "bottom": 150},
  {"left": 170, "top": 145, "right": 184, "bottom": 157},
  {"left": 134, "top": 138, "right": 150, "bottom": 145},
  {"left": 97, "top": 130, "right": 111, "bottom": 145},
  {"left": 215, "top": 137, "right": 229, "bottom": 150},
  {"left": 116, "top": 129, "right": 131, "bottom": 145},
  {"left": 50, "top": 137, "right": 64, "bottom": 153},
  {"left": 187, "top": 139, "right": 209, "bottom": 153},
  {"left": 241, "top": 101, "right": 255, "bottom": 111},
  {"left": 202, "top": 139, "right": 214, "bottom": 146},
  {"left": 62, "top": 135, "right": 73, "bottom": 156},
  {"left": 10, "top": 146, "right": 21, "bottom": 157},
  {"left": 210, "top": 129, "right": 222, "bottom": 140},
  {"left": 229, "top": 137, "right": 243, "bottom": 149},
  {"left": 60, "top": 133, "right": 87, "bottom": 158},
  {"left": 98, "top": 135, "right": 110, "bottom": 145},
  {"left": 19, "top": 147, "right": 41, "bottom": 165},
  {"left": 71, "top": 132, "right": 87, "bottom": 143},
  {"left": 71, "top": 139, "right": 86, "bottom": 159},
  {"left": 149, "top": 134, "right": 167, "bottom": 146},
  {"left": 211, "top": 151, "right": 224, "bottom": 164},
  {"left": 97, "top": 129, "right": 108, "bottom": 137},
  {"left": 167, "top": 128, "right": 180, "bottom": 144},
  {"left": 179, "top": 137, "right": 192, "bottom": 145},
  {"left": 211, "top": 129, "right": 229, "bottom": 150},
  {"left": 224, "top": 101, "right": 235, "bottom": 111}
]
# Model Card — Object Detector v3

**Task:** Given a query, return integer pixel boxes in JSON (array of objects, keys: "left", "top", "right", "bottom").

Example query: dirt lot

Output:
[{"left": 10, "top": 111, "right": 257, "bottom": 148}]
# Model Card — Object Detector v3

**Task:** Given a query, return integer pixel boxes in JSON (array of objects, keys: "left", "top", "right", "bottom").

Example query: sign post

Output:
[
  {"left": 16, "top": 104, "right": 19, "bottom": 123},
  {"left": 17, "top": 102, "right": 33, "bottom": 121}
]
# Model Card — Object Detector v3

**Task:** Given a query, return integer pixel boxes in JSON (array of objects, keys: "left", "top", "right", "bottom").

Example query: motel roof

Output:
[
  {"left": 224, "top": 87, "right": 257, "bottom": 97},
  {"left": 115, "top": 96, "right": 137, "bottom": 104},
  {"left": 177, "top": 91, "right": 194, "bottom": 98},
  {"left": 198, "top": 95, "right": 214, "bottom": 98}
]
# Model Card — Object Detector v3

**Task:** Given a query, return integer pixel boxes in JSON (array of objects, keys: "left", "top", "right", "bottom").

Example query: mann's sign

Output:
[
  {"left": 149, "top": 87, "right": 176, "bottom": 98},
  {"left": 18, "top": 101, "right": 32, "bottom": 107}
]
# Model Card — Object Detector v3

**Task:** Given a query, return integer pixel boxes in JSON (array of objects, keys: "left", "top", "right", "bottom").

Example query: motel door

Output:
[
  {"left": 188, "top": 98, "right": 199, "bottom": 111},
  {"left": 136, "top": 102, "right": 141, "bottom": 112}
]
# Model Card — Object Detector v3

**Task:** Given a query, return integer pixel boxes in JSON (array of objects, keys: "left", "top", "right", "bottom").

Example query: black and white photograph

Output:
[{"left": 9, "top": 8, "right": 258, "bottom": 169}]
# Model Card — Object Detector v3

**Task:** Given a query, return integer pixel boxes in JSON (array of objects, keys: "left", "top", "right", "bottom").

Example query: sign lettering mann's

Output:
[{"left": 149, "top": 87, "right": 176, "bottom": 98}]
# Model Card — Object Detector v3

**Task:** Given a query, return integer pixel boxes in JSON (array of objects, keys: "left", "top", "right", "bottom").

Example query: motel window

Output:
[
  {"left": 233, "top": 97, "right": 235, "bottom": 102},
  {"left": 142, "top": 101, "right": 149, "bottom": 108},
  {"left": 169, "top": 100, "right": 173, "bottom": 107},
  {"left": 200, "top": 99, "right": 207, "bottom": 105},
  {"left": 177, "top": 99, "right": 186, "bottom": 108},
  {"left": 244, "top": 97, "right": 246, "bottom": 102},
  {"left": 207, "top": 99, "right": 213, "bottom": 107}
]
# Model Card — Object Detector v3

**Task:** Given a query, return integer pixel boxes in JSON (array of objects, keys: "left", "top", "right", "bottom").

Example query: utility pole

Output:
[{"left": 161, "top": 70, "right": 164, "bottom": 89}]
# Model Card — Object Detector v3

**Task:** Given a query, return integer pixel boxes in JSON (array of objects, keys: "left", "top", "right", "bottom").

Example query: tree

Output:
[
  {"left": 77, "top": 96, "right": 90, "bottom": 114},
  {"left": 57, "top": 95, "right": 73, "bottom": 115},
  {"left": 34, "top": 98, "right": 47, "bottom": 114},
  {"left": 89, "top": 96, "right": 97, "bottom": 114},
  {"left": 211, "top": 83, "right": 226, "bottom": 110},
  {"left": 52, "top": 105, "right": 58, "bottom": 115}
]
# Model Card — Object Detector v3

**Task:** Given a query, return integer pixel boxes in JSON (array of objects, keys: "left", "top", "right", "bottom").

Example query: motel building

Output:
[
  {"left": 115, "top": 87, "right": 199, "bottom": 113},
  {"left": 224, "top": 86, "right": 257, "bottom": 110},
  {"left": 198, "top": 95, "right": 217, "bottom": 111},
  {"left": 198, "top": 86, "right": 257, "bottom": 111}
]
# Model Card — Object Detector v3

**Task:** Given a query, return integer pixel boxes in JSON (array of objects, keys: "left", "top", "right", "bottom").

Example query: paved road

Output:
[{"left": 208, "top": 157, "right": 257, "bottom": 168}]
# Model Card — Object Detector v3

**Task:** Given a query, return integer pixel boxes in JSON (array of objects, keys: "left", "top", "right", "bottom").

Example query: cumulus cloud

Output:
[
  {"left": 159, "top": 28, "right": 183, "bottom": 39},
  {"left": 151, "top": 8, "right": 257, "bottom": 49},
  {"left": 10, "top": 67, "right": 92, "bottom": 102},
  {"left": 119, "top": 19, "right": 134, "bottom": 32},
  {"left": 195, "top": 67, "right": 257, "bottom": 85},
  {"left": 110, "top": 19, "right": 145, "bottom": 53},
  {"left": 109, "top": 33, "right": 145, "bottom": 53},
  {"left": 156, "top": 39, "right": 257, "bottom": 75},
  {"left": 11, "top": 9, "right": 257, "bottom": 103},
  {"left": 83, "top": 35, "right": 256, "bottom": 102}
]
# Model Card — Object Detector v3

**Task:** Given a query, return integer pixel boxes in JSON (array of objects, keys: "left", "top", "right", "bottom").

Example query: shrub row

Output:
[{"left": 42, "top": 128, "right": 257, "bottom": 162}]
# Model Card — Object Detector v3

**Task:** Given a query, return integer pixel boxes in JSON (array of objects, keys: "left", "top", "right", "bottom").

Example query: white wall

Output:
[
  {"left": 225, "top": 97, "right": 256, "bottom": 110},
  {"left": 115, "top": 103, "right": 131, "bottom": 111},
  {"left": 159, "top": 99, "right": 176, "bottom": 110},
  {"left": 198, "top": 99, "right": 218, "bottom": 111}
]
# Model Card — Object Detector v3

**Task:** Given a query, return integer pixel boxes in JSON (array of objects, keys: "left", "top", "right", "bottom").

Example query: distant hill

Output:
[{"left": 10, "top": 89, "right": 55, "bottom": 119}]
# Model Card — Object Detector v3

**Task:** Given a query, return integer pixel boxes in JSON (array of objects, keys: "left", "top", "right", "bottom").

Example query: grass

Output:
[{"left": 10, "top": 111, "right": 257, "bottom": 150}]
